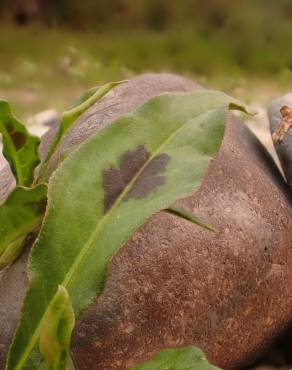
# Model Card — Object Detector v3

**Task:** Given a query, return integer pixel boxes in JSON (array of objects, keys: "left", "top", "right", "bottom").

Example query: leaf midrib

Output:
[{"left": 10, "top": 107, "right": 221, "bottom": 370}]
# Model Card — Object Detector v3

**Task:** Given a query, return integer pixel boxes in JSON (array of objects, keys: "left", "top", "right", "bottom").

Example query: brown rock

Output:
[
  {"left": 0, "top": 73, "right": 201, "bottom": 369},
  {"left": 0, "top": 74, "right": 291, "bottom": 370},
  {"left": 70, "top": 114, "right": 292, "bottom": 370}
]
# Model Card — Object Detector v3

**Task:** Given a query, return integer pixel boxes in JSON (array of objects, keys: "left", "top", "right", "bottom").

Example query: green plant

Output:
[
  {"left": 129, "top": 347, "right": 220, "bottom": 370},
  {"left": 0, "top": 81, "right": 123, "bottom": 269},
  {"left": 0, "top": 82, "right": 249, "bottom": 369}
]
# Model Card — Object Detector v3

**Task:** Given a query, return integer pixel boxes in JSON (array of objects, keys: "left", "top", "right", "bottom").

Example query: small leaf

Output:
[
  {"left": 128, "top": 346, "right": 221, "bottom": 370},
  {"left": 38, "top": 286, "right": 75, "bottom": 370},
  {"left": 0, "top": 184, "right": 47, "bottom": 270},
  {"left": 61, "top": 81, "right": 125, "bottom": 132},
  {"left": 0, "top": 100, "right": 41, "bottom": 186},
  {"left": 38, "top": 81, "right": 125, "bottom": 180},
  {"left": 7, "top": 90, "right": 248, "bottom": 369},
  {"left": 167, "top": 207, "right": 216, "bottom": 232}
]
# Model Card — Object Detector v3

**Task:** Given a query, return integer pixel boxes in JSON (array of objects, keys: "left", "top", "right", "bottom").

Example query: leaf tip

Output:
[{"left": 228, "top": 101, "right": 257, "bottom": 116}]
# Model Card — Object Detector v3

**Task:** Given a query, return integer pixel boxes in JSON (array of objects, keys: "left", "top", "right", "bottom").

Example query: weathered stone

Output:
[
  {"left": 0, "top": 74, "right": 291, "bottom": 370},
  {"left": 71, "top": 113, "right": 292, "bottom": 370}
]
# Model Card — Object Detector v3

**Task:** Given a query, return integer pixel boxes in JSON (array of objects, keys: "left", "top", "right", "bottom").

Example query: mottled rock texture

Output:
[{"left": 0, "top": 74, "right": 291, "bottom": 370}]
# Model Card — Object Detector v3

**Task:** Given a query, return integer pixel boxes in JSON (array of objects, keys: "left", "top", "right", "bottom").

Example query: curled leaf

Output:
[
  {"left": 7, "top": 90, "right": 248, "bottom": 369},
  {"left": 0, "top": 184, "right": 47, "bottom": 270},
  {"left": 61, "top": 81, "right": 126, "bottom": 132},
  {"left": 39, "top": 286, "right": 75, "bottom": 370},
  {"left": 0, "top": 101, "right": 41, "bottom": 186},
  {"left": 38, "top": 81, "right": 125, "bottom": 180},
  {"left": 128, "top": 346, "right": 221, "bottom": 370}
]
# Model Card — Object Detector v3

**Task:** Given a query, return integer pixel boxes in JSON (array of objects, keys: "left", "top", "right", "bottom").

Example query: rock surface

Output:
[
  {"left": 0, "top": 74, "right": 291, "bottom": 370},
  {"left": 0, "top": 73, "right": 201, "bottom": 369},
  {"left": 71, "top": 114, "right": 292, "bottom": 370},
  {"left": 268, "top": 94, "right": 292, "bottom": 187}
]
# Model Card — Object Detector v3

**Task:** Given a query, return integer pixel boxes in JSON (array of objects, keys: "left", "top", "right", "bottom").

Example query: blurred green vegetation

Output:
[
  {"left": 1, "top": 0, "right": 292, "bottom": 74},
  {"left": 0, "top": 0, "right": 291, "bottom": 119}
]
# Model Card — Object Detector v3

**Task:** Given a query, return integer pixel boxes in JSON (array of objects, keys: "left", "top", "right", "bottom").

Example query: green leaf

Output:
[
  {"left": 0, "top": 235, "right": 26, "bottom": 271},
  {"left": 72, "top": 85, "right": 100, "bottom": 107},
  {"left": 38, "top": 286, "right": 75, "bottom": 370},
  {"left": 0, "top": 184, "right": 47, "bottom": 270},
  {"left": 0, "top": 100, "right": 41, "bottom": 186},
  {"left": 37, "top": 81, "right": 125, "bottom": 181},
  {"left": 166, "top": 207, "right": 216, "bottom": 232},
  {"left": 128, "top": 346, "right": 221, "bottom": 370},
  {"left": 7, "top": 90, "right": 249, "bottom": 370},
  {"left": 61, "top": 81, "right": 125, "bottom": 132}
]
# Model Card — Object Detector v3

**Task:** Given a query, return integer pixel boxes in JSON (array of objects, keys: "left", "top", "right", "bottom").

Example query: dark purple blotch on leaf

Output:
[
  {"left": 125, "top": 153, "right": 170, "bottom": 200},
  {"left": 24, "top": 199, "right": 47, "bottom": 214},
  {"left": 102, "top": 145, "right": 170, "bottom": 213},
  {"left": 5, "top": 123, "right": 26, "bottom": 151},
  {"left": 102, "top": 145, "right": 150, "bottom": 213},
  {"left": 10, "top": 132, "right": 26, "bottom": 151}
]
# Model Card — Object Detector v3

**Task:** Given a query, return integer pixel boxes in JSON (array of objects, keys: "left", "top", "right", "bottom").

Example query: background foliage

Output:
[
  {"left": 1, "top": 0, "right": 292, "bottom": 74},
  {"left": 0, "top": 0, "right": 291, "bottom": 120}
]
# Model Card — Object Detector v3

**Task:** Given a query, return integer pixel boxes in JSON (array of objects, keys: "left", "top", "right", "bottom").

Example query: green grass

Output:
[{"left": 0, "top": 25, "right": 291, "bottom": 120}]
